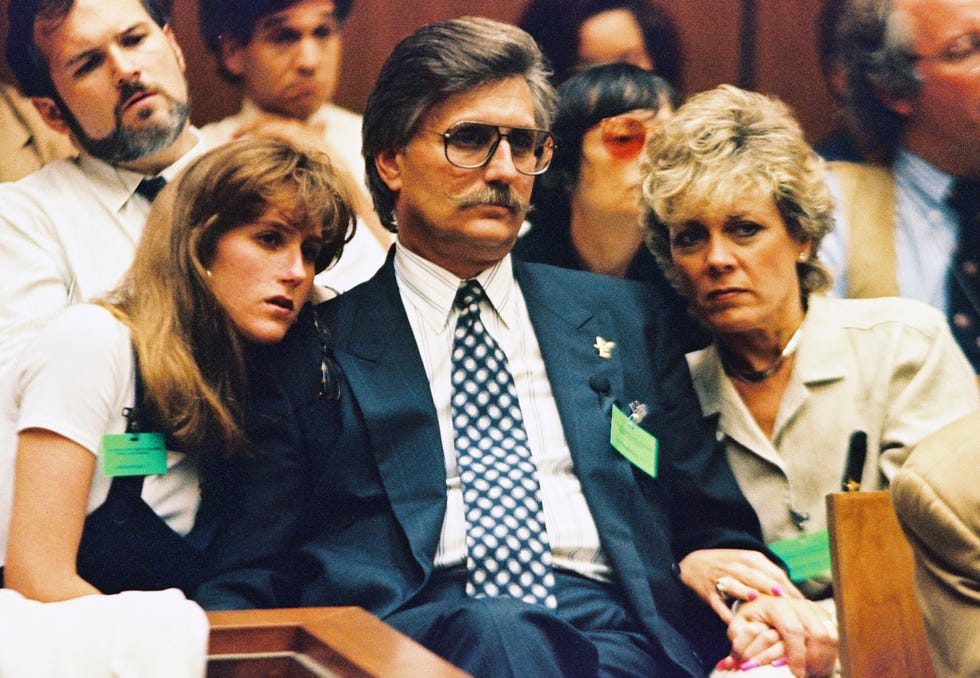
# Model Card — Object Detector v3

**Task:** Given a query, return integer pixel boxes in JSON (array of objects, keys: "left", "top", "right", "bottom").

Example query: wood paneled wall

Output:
[{"left": 0, "top": 0, "right": 837, "bottom": 143}]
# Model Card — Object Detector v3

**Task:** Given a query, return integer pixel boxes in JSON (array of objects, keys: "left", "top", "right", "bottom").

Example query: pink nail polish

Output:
[
  {"left": 747, "top": 589, "right": 758, "bottom": 601},
  {"left": 771, "top": 586, "right": 784, "bottom": 596},
  {"left": 771, "top": 658, "right": 788, "bottom": 667},
  {"left": 739, "top": 659, "right": 761, "bottom": 671}
]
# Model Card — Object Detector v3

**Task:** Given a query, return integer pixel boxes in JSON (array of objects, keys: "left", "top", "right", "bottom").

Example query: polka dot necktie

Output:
[
  {"left": 947, "top": 179, "right": 980, "bottom": 372},
  {"left": 450, "top": 280, "right": 557, "bottom": 609}
]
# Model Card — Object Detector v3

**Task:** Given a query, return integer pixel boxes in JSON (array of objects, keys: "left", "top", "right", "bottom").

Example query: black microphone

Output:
[
  {"left": 589, "top": 374, "right": 613, "bottom": 414},
  {"left": 589, "top": 374, "right": 610, "bottom": 396},
  {"left": 841, "top": 430, "right": 868, "bottom": 492}
]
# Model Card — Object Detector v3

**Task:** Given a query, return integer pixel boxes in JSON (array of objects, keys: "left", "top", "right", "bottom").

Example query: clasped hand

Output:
[{"left": 680, "top": 549, "right": 837, "bottom": 677}]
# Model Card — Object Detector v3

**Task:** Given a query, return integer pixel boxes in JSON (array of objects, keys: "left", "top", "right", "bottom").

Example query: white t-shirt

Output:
[{"left": 0, "top": 304, "right": 200, "bottom": 565}]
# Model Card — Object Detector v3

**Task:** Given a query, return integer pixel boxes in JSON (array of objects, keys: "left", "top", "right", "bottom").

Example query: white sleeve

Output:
[
  {"left": 0, "top": 186, "right": 78, "bottom": 384},
  {"left": 14, "top": 304, "right": 133, "bottom": 456}
]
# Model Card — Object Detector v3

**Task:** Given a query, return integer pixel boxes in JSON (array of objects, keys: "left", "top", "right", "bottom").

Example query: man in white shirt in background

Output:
[
  {"left": 0, "top": 0, "right": 205, "bottom": 382},
  {"left": 197, "top": 0, "right": 392, "bottom": 294}
]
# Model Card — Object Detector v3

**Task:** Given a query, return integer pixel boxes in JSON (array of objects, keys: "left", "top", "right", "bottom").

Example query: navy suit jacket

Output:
[{"left": 197, "top": 255, "right": 768, "bottom": 675}]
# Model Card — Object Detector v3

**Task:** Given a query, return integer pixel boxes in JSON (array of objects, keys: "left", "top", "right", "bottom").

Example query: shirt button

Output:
[
  {"left": 954, "top": 313, "right": 972, "bottom": 328},
  {"left": 963, "top": 260, "right": 979, "bottom": 277}
]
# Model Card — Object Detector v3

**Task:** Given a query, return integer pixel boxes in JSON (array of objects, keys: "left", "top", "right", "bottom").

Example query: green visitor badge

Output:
[
  {"left": 768, "top": 529, "right": 831, "bottom": 583},
  {"left": 610, "top": 405, "right": 658, "bottom": 478},
  {"left": 101, "top": 432, "right": 167, "bottom": 477}
]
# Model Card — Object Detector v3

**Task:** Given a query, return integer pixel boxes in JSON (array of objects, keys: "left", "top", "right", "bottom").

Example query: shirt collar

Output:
[
  {"left": 895, "top": 148, "right": 957, "bottom": 204},
  {"left": 792, "top": 294, "right": 847, "bottom": 383},
  {"left": 687, "top": 294, "right": 847, "bottom": 418},
  {"left": 393, "top": 243, "right": 517, "bottom": 334},
  {"left": 76, "top": 126, "right": 206, "bottom": 212}
]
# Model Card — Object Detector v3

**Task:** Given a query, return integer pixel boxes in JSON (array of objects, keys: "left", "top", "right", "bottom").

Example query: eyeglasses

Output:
[
  {"left": 913, "top": 31, "right": 980, "bottom": 66},
  {"left": 595, "top": 112, "right": 658, "bottom": 160},
  {"left": 437, "top": 121, "right": 556, "bottom": 175}
]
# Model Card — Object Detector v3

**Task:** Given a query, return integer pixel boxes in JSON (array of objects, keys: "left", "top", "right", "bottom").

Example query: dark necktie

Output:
[
  {"left": 135, "top": 175, "right": 167, "bottom": 203},
  {"left": 947, "top": 179, "right": 980, "bottom": 372},
  {"left": 450, "top": 280, "right": 557, "bottom": 609}
]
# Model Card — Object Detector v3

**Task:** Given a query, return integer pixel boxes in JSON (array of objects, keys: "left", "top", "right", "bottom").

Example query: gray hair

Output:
[
  {"left": 361, "top": 16, "right": 556, "bottom": 231},
  {"left": 640, "top": 85, "right": 835, "bottom": 300},
  {"left": 836, "top": 0, "right": 922, "bottom": 160}
]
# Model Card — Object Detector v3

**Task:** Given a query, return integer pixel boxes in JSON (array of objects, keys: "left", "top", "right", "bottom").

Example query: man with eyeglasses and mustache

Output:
[
  {"left": 0, "top": 0, "right": 203, "bottom": 377},
  {"left": 199, "top": 16, "right": 836, "bottom": 678}
]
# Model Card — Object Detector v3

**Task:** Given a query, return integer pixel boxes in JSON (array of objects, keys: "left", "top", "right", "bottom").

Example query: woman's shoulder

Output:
[
  {"left": 42, "top": 304, "right": 129, "bottom": 346},
  {"left": 809, "top": 295, "right": 948, "bottom": 335}
]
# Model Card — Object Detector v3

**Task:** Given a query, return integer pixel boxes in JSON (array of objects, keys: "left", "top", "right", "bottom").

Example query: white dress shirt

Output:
[
  {"left": 0, "top": 129, "right": 206, "bottom": 382},
  {"left": 394, "top": 245, "right": 611, "bottom": 580}
]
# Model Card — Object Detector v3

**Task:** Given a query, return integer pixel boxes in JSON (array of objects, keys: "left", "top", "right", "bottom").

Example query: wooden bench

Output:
[
  {"left": 826, "top": 491, "right": 935, "bottom": 678},
  {"left": 207, "top": 607, "right": 471, "bottom": 677}
]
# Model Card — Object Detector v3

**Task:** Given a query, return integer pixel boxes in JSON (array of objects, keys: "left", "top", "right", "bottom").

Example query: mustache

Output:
[
  {"left": 451, "top": 184, "right": 530, "bottom": 213},
  {"left": 116, "top": 80, "right": 151, "bottom": 114}
]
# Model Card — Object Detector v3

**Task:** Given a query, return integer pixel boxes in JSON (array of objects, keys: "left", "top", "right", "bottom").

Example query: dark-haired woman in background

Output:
[
  {"left": 519, "top": 0, "right": 683, "bottom": 89},
  {"left": 516, "top": 62, "right": 674, "bottom": 281},
  {"left": 515, "top": 63, "right": 704, "bottom": 347}
]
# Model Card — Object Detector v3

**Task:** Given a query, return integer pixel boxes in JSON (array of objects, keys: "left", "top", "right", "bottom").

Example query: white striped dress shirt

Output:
[{"left": 393, "top": 244, "right": 612, "bottom": 581}]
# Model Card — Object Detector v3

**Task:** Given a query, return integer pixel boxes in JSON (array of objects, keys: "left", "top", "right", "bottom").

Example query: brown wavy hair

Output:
[{"left": 101, "top": 136, "right": 355, "bottom": 458}]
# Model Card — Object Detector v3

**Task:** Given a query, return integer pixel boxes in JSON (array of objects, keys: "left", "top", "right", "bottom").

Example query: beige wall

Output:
[{"left": 0, "top": 0, "right": 837, "bottom": 143}]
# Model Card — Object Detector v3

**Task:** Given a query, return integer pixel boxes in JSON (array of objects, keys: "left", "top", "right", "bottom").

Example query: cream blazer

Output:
[
  {"left": 892, "top": 411, "right": 980, "bottom": 678},
  {"left": 687, "top": 294, "right": 979, "bottom": 599}
]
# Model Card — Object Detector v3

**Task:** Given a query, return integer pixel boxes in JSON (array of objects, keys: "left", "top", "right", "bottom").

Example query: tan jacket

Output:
[
  {"left": 0, "top": 83, "right": 76, "bottom": 182},
  {"left": 892, "top": 411, "right": 980, "bottom": 678},
  {"left": 827, "top": 161, "right": 898, "bottom": 297}
]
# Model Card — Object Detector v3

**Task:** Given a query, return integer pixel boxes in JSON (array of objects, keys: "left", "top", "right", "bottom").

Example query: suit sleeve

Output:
[{"left": 892, "top": 431, "right": 980, "bottom": 678}]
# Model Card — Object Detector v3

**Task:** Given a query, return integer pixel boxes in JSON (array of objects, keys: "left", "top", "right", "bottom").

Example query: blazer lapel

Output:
[
  {"left": 514, "top": 262, "right": 653, "bottom": 594},
  {"left": 327, "top": 258, "right": 447, "bottom": 568}
]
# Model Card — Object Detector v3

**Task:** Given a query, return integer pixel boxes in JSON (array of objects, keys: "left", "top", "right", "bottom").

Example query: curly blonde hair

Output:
[{"left": 640, "top": 84, "right": 835, "bottom": 299}]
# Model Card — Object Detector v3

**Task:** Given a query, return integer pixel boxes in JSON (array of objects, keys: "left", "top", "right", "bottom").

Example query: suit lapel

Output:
[
  {"left": 515, "top": 263, "right": 653, "bottom": 593},
  {"left": 327, "top": 259, "right": 447, "bottom": 567}
]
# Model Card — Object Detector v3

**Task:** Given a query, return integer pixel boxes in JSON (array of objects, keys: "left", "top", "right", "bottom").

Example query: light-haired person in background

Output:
[{"left": 820, "top": 0, "right": 980, "bottom": 372}]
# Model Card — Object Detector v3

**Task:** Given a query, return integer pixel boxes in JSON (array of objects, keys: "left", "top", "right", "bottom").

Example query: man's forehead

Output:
[
  {"left": 256, "top": 0, "right": 339, "bottom": 31},
  {"left": 35, "top": 0, "right": 154, "bottom": 53},
  {"left": 898, "top": 0, "right": 980, "bottom": 43},
  {"left": 422, "top": 77, "right": 540, "bottom": 130}
]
